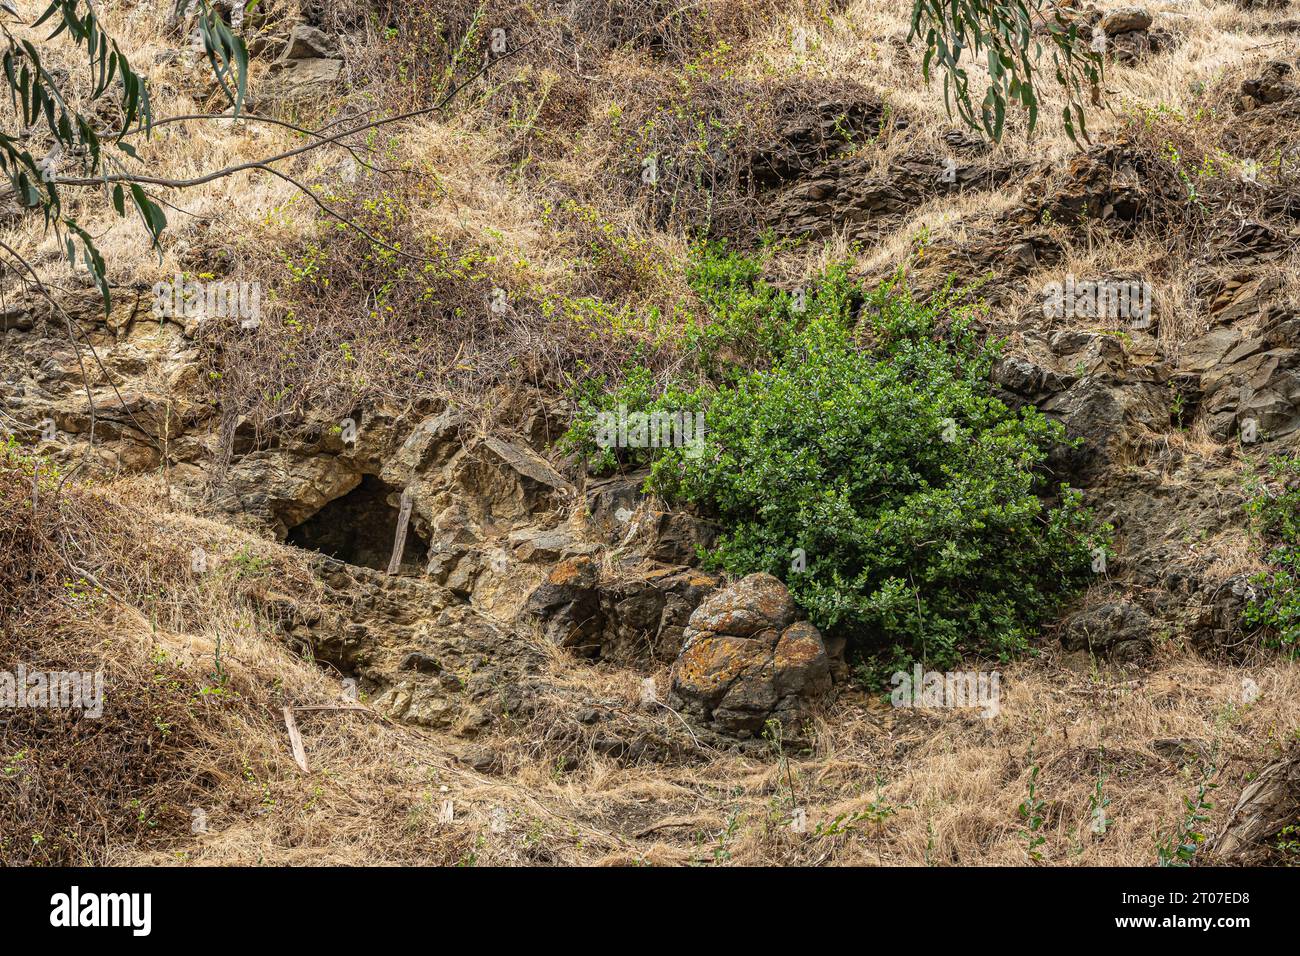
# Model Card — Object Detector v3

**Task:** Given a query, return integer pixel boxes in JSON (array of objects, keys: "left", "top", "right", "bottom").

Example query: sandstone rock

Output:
[
  {"left": 669, "top": 573, "right": 833, "bottom": 740},
  {"left": 394, "top": 408, "right": 467, "bottom": 474},
  {"left": 583, "top": 473, "right": 714, "bottom": 564},
  {"left": 1100, "top": 7, "right": 1152, "bottom": 35},
  {"left": 483, "top": 436, "right": 573, "bottom": 493},
  {"left": 302, "top": 566, "right": 548, "bottom": 733},
  {"left": 218, "top": 451, "right": 361, "bottom": 537},
  {"left": 687, "top": 571, "right": 797, "bottom": 637}
]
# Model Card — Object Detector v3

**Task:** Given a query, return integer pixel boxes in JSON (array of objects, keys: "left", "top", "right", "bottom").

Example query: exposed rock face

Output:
[
  {"left": 1242, "top": 61, "right": 1298, "bottom": 108},
  {"left": 1100, "top": 6, "right": 1153, "bottom": 35},
  {"left": 669, "top": 573, "right": 835, "bottom": 741},
  {"left": 524, "top": 556, "right": 720, "bottom": 662},
  {"left": 765, "top": 153, "right": 1029, "bottom": 242},
  {"left": 263, "top": 24, "right": 344, "bottom": 103},
  {"left": 301, "top": 559, "right": 546, "bottom": 733},
  {"left": 525, "top": 555, "right": 604, "bottom": 652},
  {"left": 1060, "top": 601, "right": 1154, "bottom": 663},
  {"left": 746, "top": 96, "right": 901, "bottom": 189},
  {"left": 263, "top": 57, "right": 344, "bottom": 102},
  {"left": 280, "top": 24, "right": 339, "bottom": 60}
]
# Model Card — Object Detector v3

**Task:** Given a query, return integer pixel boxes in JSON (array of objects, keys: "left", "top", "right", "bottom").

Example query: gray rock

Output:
[
  {"left": 262, "top": 57, "right": 344, "bottom": 103},
  {"left": 1060, "top": 601, "right": 1153, "bottom": 658},
  {"left": 278, "top": 24, "right": 339, "bottom": 62}
]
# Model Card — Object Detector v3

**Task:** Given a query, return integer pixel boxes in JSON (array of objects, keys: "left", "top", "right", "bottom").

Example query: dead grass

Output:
[
  {"left": 2, "top": 452, "right": 1296, "bottom": 867},
  {"left": 4, "top": 0, "right": 1300, "bottom": 867}
]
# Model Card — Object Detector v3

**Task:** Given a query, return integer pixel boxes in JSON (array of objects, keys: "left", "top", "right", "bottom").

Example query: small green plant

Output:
[
  {"left": 762, "top": 717, "right": 801, "bottom": 828},
  {"left": 1275, "top": 824, "right": 1300, "bottom": 864},
  {"left": 1088, "top": 768, "right": 1111, "bottom": 838},
  {"left": 1169, "top": 381, "right": 1186, "bottom": 425},
  {"left": 1017, "top": 744, "right": 1047, "bottom": 862},
  {"left": 712, "top": 808, "right": 743, "bottom": 864},
  {"left": 3, "top": 749, "right": 28, "bottom": 777},
  {"left": 225, "top": 546, "right": 272, "bottom": 579},
  {"left": 1156, "top": 776, "right": 1216, "bottom": 867},
  {"left": 861, "top": 775, "right": 899, "bottom": 839}
]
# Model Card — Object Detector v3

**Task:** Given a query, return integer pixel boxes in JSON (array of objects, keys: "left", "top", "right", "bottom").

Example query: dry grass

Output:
[
  {"left": 3, "top": 451, "right": 1297, "bottom": 866},
  {"left": 4, "top": 0, "right": 1300, "bottom": 866}
]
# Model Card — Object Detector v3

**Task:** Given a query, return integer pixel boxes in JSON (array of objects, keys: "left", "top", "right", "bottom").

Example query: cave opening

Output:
[{"left": 286, "top": 474, "right": 428, "bottom": 572}]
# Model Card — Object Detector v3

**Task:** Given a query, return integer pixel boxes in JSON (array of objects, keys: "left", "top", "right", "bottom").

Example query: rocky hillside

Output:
[{"left": 3, "top": 0, "right": 1300, "bottom": 866}]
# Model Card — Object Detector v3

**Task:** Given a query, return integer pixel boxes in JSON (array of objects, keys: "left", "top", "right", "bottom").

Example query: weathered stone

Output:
[
  {"left": 1208, "top": 751, "right": 1300, "bottom": 863},
  {"left": 1060, "top": 601, "right": 1153, "bottom": 658},
  {"left": 524, "top": 555, "right": 603, "bottom": 654},
  {"left": 278, "top": 24, "right": 339, "bottom": 61},
  {"left": 687, "top": 572, "right": 796, "bottom": 638},
  {"left": 669, "top": 574, "right": 834, "bottom": 741},
  {"left": 1242, "top": 61, "right": 1297, "bottom": 107},
  {"left": 483, "top": 436, "right": 573, "bottom": 493},
  {"left": 1100, "top": 7, "right": 1153, "bottom": 35},
  {"left": 262, "top": 57, "right": 343, "bottom": 103},
  {"left": 764, "top": 152, "right": 1027, "bottom": 241},
  {"left": 747, "top": 96, "right": 895, "bottom": 189}
]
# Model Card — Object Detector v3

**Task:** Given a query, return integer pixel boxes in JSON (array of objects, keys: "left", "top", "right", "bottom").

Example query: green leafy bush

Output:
[
  {"left": 1244, "top": 455, "right": 1300, "bottom": 651},
  {"left": 565, "top": 246, "right": 1100, "bottom": 674}
]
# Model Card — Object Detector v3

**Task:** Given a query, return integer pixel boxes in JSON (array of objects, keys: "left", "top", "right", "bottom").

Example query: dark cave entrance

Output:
[{"left": 286, "top": 474, "right": 428, "bottom": 573}]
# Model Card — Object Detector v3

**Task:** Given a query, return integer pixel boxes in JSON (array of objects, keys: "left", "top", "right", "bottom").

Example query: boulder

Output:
[
  {"left": 669, "top": 573, "right": 834, "bottom": 740},
  {"left": 1100, "top": 7, "right": 1152, "bottom": 35},
  {"left": 1242, "top": 61, "right": 1298, "bottom": 107},
  {"left": 1059, "top": 601, "right": 1153, "bottom": 661},
  {"left": 278, "top": 24, "right": 339, "bottom": 62},
  {"left": 262, "top": 57, "right": 344, "bottom": 103}
]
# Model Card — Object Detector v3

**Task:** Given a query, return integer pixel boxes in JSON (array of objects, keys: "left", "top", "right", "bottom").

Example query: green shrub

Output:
[
  {"left": 565, "top": 247, "right": 1101, "bottom": 675},
  {"left": 1244, "top": 455, "right": 1300, "bottom": 651}
]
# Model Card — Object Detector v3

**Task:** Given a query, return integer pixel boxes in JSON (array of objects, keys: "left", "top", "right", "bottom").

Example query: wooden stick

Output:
[
  {"left": 386, "top": 488, "right": 413, "bottom": 575},
  {"left": 282, "top": 706, "right": 309, "bottom": 773}
]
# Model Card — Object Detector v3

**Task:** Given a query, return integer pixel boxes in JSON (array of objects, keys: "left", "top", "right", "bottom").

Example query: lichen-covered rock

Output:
[
  {"left": 669, "top": 573, "right": 834, "bottom": 741},
  {"left": 524, "top": 555, "right": 603, "bottom": 654}
]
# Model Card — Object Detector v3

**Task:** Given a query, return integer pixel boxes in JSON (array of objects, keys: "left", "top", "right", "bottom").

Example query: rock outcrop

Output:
[
  {"left": 668, "top": 573, "right": 837, "bottom": 741},
  {"left": 262, "top": 23, "right": 345, "bottom": 104}
]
